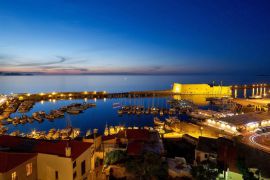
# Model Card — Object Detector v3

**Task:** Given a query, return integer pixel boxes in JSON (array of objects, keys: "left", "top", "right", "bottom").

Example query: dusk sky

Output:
[{"left": 0, "top": 0, "right": 270, "bottom": 75}]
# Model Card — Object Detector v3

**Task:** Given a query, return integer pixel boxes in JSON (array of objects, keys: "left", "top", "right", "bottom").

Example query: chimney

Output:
[{"left": 65, "top": 146, "right": 71, "bottom": 157}]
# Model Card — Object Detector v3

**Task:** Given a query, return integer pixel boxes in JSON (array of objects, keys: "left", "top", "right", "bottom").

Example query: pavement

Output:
[{"left": 242, "top": 132, "right": 270, "bottom": 153}]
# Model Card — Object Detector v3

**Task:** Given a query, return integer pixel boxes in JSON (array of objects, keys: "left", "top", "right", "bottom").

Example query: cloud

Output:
[{"left": 16, "top": 56, "right": 68, "bottom": 67}]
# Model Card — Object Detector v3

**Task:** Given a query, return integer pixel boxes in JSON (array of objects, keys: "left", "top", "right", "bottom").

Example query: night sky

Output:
[{"left": 0, "top": 0, "right": 270, "bottom": 75}]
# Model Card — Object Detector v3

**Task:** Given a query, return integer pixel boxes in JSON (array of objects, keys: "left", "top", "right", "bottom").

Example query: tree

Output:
[
  {"left": 191, "top": 160, "right": 219, "bottom": 180},
  {"left": 236, "top": 157, "right": 259, "bottom": 180},
  {"left": 104, "top": 150, "right": 127, "bottom": 166},
  {"left": 124, "top": 151, "right": 168, "bottom": 180}
]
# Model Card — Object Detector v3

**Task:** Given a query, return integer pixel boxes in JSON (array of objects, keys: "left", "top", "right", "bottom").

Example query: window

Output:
[
  {"left": 55, "top": 171, "right": 59, "bottom": 180},
  {"left": 73, "top": 161, "right": 76, "bottom": 168},
  {"left": 11, "top": 172, "right": 17, "bottom": 180},
  {"left": 26, "top": 163, "right": 33, "bottom": 176},
  {"left": 81, "top": 160, "right": 85, "bottom": 175},
  {"left": 73, "top": 171, "right": 77, "bottom": 179}
]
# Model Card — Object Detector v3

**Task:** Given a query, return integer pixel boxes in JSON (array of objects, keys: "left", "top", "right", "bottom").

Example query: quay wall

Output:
[{"left": 172, "top": 83, "right": 232, "bottom": 95}]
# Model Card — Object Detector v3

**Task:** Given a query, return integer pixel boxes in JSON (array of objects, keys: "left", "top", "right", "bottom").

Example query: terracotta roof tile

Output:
[
  {"left": 0, "top": 135, "right": 92, "bottom": 160},
  {"left": 0, "top": 152, "right": 36, "bottom": 173}
]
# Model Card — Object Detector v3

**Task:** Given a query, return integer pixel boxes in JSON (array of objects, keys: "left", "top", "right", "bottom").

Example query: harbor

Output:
[{"left": 0, "top": 83, "right": 269, "bottom": 141}]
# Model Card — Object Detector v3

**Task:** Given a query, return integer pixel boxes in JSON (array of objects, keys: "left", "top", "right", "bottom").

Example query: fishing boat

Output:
[
  {"left": 46, "top": 128, "right": 56, "bottom": 139},
  {"left": 45, "top": 114, "right": 54, "bottom": 121},
  {"left": 27, "top": 116, "right": 34, "bottom": 123},
  {"left": 32, "top": 113, "right": 43, "bottom": 122},
  {"left": 6, "top": 118, "right": 13, "bottom": 124},
  {"left": 52, "top": 130, "right": 60, "bottom": 139},
  {"left": 85, "top": 129, "right": 92, "bottom": 137},
  {"left": 154, "top": 117, "right": 164, "bottom": 126},
  {"left": 10, "top": 130, "right": 20, "bottom": 136},
  {"left": 12, "top": 117, "right": 20, "bottom": 126},
  {"left": 0, "top": 126, "right": 8, "bottom": 134},
  {"left": 113, "top": 102, "right": 121, "bottom": 108},
  {"left": 67, "top": 108, "right": 81, "bottom": 114},
  {"left": 117, "top": 109, "right": 123, "bottom": 116},
  {"left": 20, "top": 115, "right": 28, "bottom": 124},
  {"left": 159, "top": 109, "right": 164, "bottom": 116}
]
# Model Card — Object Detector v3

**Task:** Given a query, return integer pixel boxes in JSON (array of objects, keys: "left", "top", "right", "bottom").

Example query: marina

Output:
[{"left": 0, "top": 83, "right": 269, "bottom": 139}]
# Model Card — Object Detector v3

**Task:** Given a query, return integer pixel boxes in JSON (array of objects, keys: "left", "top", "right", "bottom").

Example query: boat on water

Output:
[
  {"left": 117, "top": 109, "right": 123, "bottom": 116},
  {"left": 0, "top": 126, "right": 8, "bottom": 134},
  {"left": 45, "top": 114, "right": 54, "bottom": 121},
  {"left": 38, "top": 111, "right": 46, "bottom": 117},
  {"left": 159, "top": 109, "right": 164, "bottom": 116},
  {"left": 19, "top": 115, "right": 28, "bottom": 124},
  {"left": 165, "top": 116, "right": 180, "bottom": 124},
  {"left": 32, "top": 112, "right": 43, "bottom": 122},
  {"left": 12, "top": 117, "right": 20, "bottom": 125},
  {"left": 10, "top": 130, "right": 20, "bottom": 136},
  {"left": 46, "top": 128, "right": 56, "bottom": 139},
  {"left": 113, "top": 103, "right": 121, "bottom": 108},
  {"left": 249, "top": 95, "right": 262, "bottom": 99},
  {"left": 154, "top": 117, "right": 164, "bottom": 126},
  {"left": 27, "top": 116, "right": 34, "bottom": 123},
  {"left": 67, "top": 108, "right": 81, "bottom": 114}
]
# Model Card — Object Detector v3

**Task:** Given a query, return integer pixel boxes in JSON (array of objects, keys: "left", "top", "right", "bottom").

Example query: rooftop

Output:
[
  {"left": 196, "top": 137, "right": 217, "bottom": 154},
  {"left": 0, "top": 152, "right": 36, "bottom": 173},
  {"left": 0, "top": 135, "right": 92, "bottom": 160},
  {"left": 219, "top": 112, "right": 270, "bottom": 126}
]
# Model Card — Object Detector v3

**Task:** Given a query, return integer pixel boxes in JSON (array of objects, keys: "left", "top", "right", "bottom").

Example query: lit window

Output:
[
  {"left": 11, "top": 172, "right": 17, "bottom": 180},
  {"left": 26, "top": 163, "right": 33, "bottom": 176}
]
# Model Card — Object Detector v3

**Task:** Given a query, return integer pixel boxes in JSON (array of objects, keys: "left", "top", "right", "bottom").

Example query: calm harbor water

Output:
[{"left": 1, "top": 75, "right": 269, "bottom": 135}]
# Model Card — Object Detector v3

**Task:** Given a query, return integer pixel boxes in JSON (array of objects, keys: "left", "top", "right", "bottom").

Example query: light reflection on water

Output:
[{"left": 2, "top": 75, "right": 270, "bottom": 135}]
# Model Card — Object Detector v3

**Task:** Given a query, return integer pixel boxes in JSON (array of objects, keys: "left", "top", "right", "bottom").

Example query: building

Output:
[
  {"left": 0, "top": 152, "right": 37, "bottom": 180},
  {"left": 172, "top": 83, "right": 232, "bottom": 96},
  {"left": 0, "top": 135, "right": 94, "bottom": 180},
  {"left": 195, "top": 137, "right": 218, "bottom": 163},
  {"left": 215, "top": 111, "right": 270, "bottom": 132}
]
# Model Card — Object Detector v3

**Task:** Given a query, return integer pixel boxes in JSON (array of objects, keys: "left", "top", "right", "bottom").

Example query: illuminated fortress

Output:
[{"left": 172, "top": 83, "right": 232, "bottom": 96}]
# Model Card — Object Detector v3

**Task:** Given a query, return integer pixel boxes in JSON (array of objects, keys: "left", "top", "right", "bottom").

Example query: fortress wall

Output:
[{"left": 172, "top": 83, "right": 232, "bottom": 95}]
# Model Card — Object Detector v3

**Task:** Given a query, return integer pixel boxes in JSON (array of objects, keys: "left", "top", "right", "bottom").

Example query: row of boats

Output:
[
  {"left": 3, "top": 102, "right": 96, "bottom": 126},
  {"left": 9, "top": 127, "right": 80, "bottom": 140},
  {"left": 17, "top": 100, "right": 35, "bottom": 113},
  {"left": 104, "top": 125, "right": 156, "bottom": 136},
  {"left": 117, "top": 105, "right": 181, "bottom": 116}
]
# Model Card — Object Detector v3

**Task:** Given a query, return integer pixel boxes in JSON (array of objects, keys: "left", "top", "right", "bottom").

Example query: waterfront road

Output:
[{"left": 242, "top": 132, "right": 270, "bottom": 153}]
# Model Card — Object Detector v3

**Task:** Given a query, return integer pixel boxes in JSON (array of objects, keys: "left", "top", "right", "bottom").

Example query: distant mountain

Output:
[{"left": 0, "top": 72, "right": 34, "bottom": 76}]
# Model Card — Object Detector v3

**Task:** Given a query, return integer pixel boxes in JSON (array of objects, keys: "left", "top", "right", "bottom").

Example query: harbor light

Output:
[
  {"left": 94, "top": 98, "right": 97, "bottom": 102},
  {"left": 84, "top": 98, "right": 87, "bottom": 102},
  {"left": 84, "top": 91, "right": 88, "bottom": 94},
  {"left": 40, "top": 100, "right": 44, "bottom": 104},
  {"left": 103, "top": 91, "right": 107, "bottom": 94},
  {"left": 27, "top": 93, "right": 31, "bottom": 97},
  {"left": 39, "top": 92, "right": 44, "bottom": 96},
  {"left": 52, "top": 99, "right": 56, "bottom": 103},
  {"left": 52, "top": 92, "right": 57, "bottom": 95},
  {"left": 104, "top": 98, "right": 106, "bottom": 102},
  {"left": 68, "top": 93, "right": 72, "bottom": 97},
  {"left": 93, "top": 91, "right": 97, "bottom": 94},
  {"left": 69, "top": 97, "right": 72, "bottom": 100}
]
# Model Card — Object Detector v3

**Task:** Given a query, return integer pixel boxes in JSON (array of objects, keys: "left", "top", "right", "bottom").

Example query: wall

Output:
[
  {"left": 172, "top": 83, "right": 232, "bottom": 95},
  {"left": 37, "top": 147, "right": 92, "bottom": 180},
  {"left": 72, "top": 146, "right": 92, "bottom": 180},
  {"left": 195, "top": 150, "right": 217, "bottom": 163},
  {"left": 0, "top": 156, "right": 37, "bottom": 180},
  {"left": 37, "top": 153, "right": 72, "bottom": 180}
]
